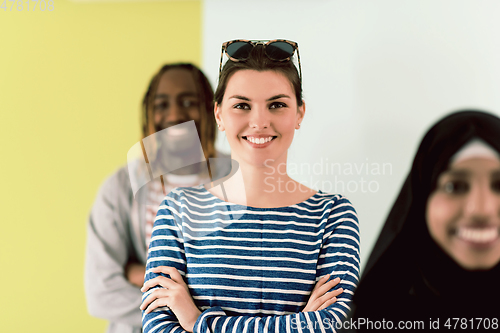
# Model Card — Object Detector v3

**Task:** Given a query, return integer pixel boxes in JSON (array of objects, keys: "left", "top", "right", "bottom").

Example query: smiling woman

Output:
[
  {"left": 427, "top": 142, "right": 500, "bottom": 270},
  {"left": 215, "top": 70, "right": 303, "bottom": 177},
  {"left": 350, "top": 110, "right": 500, "bottom": 328},
  {"left": 140, "top": 40, "right": 360, "bottom": 333}
]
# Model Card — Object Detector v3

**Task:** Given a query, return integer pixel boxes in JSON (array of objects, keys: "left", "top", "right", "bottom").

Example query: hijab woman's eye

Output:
[
  {"left": 443, "top": 180, "right": 469, "bottom": 194},
  {"left": 491, "top": 179, "right": 500, "bottom": 193}
]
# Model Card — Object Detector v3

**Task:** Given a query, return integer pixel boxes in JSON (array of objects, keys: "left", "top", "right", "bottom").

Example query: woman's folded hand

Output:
[
  {"left": 302, "top": 274, "right": 343, "bottom": 312},
  {"left": 140, "top": 266, "right": 201, "bottom": 332}
]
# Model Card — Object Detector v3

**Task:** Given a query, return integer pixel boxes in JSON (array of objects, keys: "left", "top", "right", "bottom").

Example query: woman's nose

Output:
[
  {"left": 464, "top": 182, "right": 499, "bottom": 221},
  {"left": 249, "top": 107, "right": 270, "bottom": 129}
]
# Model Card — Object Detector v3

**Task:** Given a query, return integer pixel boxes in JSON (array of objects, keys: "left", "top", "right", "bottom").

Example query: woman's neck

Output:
[{"left": 207, "top": 158, "right": 316, "bottom": 208}]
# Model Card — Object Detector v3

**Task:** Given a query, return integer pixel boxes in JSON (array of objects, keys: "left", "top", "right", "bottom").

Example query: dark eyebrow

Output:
[
  {"left": 228, "top": 95, "right": 250, "bottom": 101},
  {"left": 266, "top": 94, "right": 291, "bottom": 101},
  {"left": 444, "top": 169, "right": 470, "bottom": 177},
  {"left": 228, "top": 94, "right": 291, "bottom": 101},
  {"left": 155, "top": 92, "right": 198, "bottom": 100}
]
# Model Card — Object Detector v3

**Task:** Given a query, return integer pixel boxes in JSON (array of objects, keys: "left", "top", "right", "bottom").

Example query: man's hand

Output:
[{"left": 125, "top": 262, "right": 146, "bottom": 288}]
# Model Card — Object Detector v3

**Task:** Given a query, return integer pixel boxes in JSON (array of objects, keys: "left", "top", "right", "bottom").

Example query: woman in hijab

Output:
[{"left": 349, "top": 110, "right": 500, "bottom": 330}]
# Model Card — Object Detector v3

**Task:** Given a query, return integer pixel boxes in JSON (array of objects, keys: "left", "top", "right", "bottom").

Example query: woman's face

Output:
[
  {"left": 426, "top": 157, "right": 500, "bottom": 270},
  {"left": 153, "top": 68, "right": 201, "bottom": 132},
  {"left": 215, "top": 70, "right": 304, "bottom": 168}
]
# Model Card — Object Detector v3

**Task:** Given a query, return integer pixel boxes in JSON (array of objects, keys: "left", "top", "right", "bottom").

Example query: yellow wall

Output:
[{"left": 0, "top": 1, "right": 202, "bottom": 331}]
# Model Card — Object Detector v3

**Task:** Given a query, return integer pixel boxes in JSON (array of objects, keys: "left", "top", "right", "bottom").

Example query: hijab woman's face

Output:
[{"left": 426, "top": 157, "right": 500, "bottom": 270}]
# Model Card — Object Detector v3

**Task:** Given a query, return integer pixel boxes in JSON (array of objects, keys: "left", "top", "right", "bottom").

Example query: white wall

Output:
[{"left": 202, "top": 0, "right": 500, "bottom": 270}]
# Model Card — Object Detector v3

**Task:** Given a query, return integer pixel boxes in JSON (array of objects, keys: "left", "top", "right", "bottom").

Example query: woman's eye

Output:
[
  {"left": 234, "top": 103, "right": 250, "bottom": 110},
  {"left": 269, "top": 102, "right": 287, "bottom": 109},
  {"left": 491, "top": 180, "right": 500, "bottom": 193},
  {"left": 443, "top": 180, "right": 469, "bottom": 194}
]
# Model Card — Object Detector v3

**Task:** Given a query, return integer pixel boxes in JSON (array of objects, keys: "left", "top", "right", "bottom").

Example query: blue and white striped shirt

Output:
[{"left": 142, "top": 186, "right": 360, "bottom": 333}]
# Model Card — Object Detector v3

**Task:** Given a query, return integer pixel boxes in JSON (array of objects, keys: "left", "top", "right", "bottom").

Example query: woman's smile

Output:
[
  {"left": 241, "top": 134, "right": 277, "bottom": 147},
  {"left": 454, "top": 225, "right": 500, "bottom": 249}
]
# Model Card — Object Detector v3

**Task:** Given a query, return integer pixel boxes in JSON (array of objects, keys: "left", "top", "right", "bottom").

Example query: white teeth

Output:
[
  {"left": 246, "top": 136, "right": 273, "bottom": 145},
  {"left": 457, "top": 227, "right": 499, "bottom": 243}
]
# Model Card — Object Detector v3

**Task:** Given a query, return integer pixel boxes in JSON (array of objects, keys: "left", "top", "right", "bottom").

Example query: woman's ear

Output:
[
  {"left": 214, "top": 102, "right": 225, "bottom": 131},
  {"left": 295, "top": 100, "right": 306, "bottom": 129}
]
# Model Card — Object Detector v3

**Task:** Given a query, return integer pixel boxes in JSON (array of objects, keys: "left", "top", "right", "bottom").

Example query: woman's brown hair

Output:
[{"left": 214, "top": 45, "right": 303, "bottom": 107}]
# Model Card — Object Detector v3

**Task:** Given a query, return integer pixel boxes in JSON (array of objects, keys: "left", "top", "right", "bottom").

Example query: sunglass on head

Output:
[{"left": 219, "top": 39, "right": 302, "bottom": 82}]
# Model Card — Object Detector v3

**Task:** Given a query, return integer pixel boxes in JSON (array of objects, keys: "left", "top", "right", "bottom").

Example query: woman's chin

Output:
[{"left": 450, "top": 250, "right": 500, "bottom": 271}]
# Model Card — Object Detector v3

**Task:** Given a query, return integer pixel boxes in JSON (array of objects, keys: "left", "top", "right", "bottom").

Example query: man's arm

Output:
[{"left": 85, "top": 169, "right": 143, "bottom": 327}]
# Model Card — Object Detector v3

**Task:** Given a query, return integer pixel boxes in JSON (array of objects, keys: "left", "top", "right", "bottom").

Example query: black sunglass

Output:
[{"left": 219, "top": 39, "right": 302, "bottom": 83}]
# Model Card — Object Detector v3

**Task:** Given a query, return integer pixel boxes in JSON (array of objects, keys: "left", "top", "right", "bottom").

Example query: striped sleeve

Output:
[
  {"left": 142, "top": 197, "right": 188, "bottom": 333},
  {"left": 315, "top": 196, "right": 360, "bottom": 321},
  {"left": 192, "top": 196, "right": 360, "bottom": 333}
]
